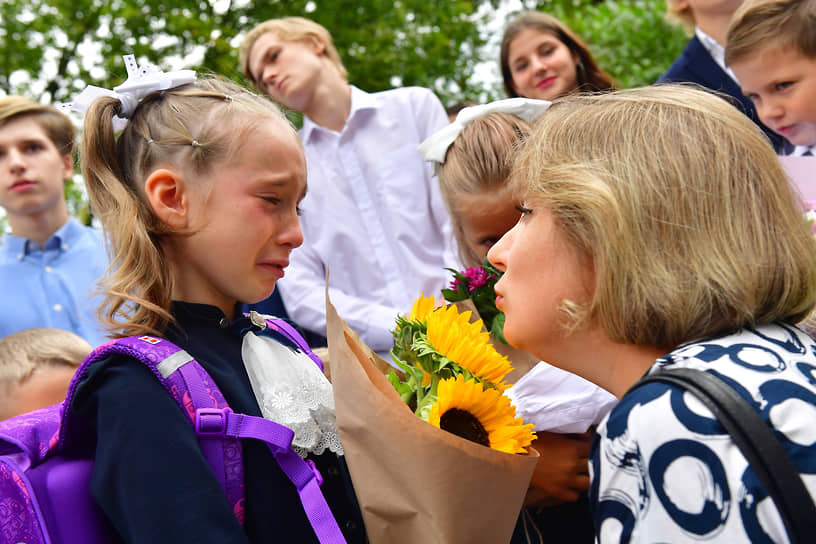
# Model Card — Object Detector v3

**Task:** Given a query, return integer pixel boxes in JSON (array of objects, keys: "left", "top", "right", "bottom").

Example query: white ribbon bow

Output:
[
  {"left": 417, "top": 97, "right": 552, "bottom": 166},
  {"left": 60, "top": 54, "right": 197, "bottom": 130}
]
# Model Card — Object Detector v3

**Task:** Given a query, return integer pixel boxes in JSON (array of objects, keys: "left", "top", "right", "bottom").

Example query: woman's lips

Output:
[{"left": 536, "top": 76, "right": 556, "bottom": 89}]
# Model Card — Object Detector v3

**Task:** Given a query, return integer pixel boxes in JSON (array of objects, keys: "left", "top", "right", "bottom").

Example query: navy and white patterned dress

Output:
[{"left": 590, "top": 323, "right": 816, "bottom": 543}]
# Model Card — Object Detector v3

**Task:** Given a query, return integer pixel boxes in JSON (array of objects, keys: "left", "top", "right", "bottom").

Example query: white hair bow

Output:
[
  {"left": 418, "top": 97, "right": 552, "bottom": 167},
  {"left": 60, "top": 54, "right": 197, "bottom": 130}
]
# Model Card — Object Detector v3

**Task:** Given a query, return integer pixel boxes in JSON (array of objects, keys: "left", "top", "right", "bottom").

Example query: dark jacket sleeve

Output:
[{"left": 71, "top": 355, "right": 251, "bottom": 544}]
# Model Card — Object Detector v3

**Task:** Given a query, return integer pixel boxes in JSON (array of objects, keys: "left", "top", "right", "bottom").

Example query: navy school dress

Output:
[{"left": 70, "top": 301, "right": 365, "bottom": 544}]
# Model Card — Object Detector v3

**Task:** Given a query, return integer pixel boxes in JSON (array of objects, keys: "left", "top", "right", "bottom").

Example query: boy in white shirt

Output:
[{"left": 239, "top": 17, "right": 454, "bottom": 359}]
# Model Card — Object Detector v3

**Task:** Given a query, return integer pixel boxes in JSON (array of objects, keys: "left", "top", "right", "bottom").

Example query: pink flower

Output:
[{"left": 464, "top": 266, "right": 490, "bottom": 291}]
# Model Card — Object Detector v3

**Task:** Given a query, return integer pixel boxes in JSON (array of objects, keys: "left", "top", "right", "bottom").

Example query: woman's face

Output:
[
  {"left": 506, "top": 28, "right": 580, "bottom": 101},
  {"left": 487, "top": 201, "right": 595, "bottom": 363}
]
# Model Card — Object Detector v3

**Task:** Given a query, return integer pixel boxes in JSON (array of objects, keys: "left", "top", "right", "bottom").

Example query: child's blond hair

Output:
[
  {"left": 726, "top": 0, "right": 816, "bottom": 66},
  {"left": 0, "top": 328, "right": 89, "bottom": 394},
  {"left": 239, "top": 16, "right": 347, "bottom": 88}
]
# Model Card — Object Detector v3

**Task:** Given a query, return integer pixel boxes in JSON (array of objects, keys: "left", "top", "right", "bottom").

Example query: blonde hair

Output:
[
  {"left": 725, "top": 0, "right": 816, "bottom": 66},
  {"left": 437, "top": 112, "right": 530, "bottom": 267},
  {"left": 0, "top": 328, "right": 89, "bottom": 391},
  {"left": 80, "top": 77, "right": 295, "bottom": 337},
  {"left": 511, "top": 84, "right": 816, "bottom": 349},
  {"left": 665, "top": 0, "right": 696, "bottom": 35},
  {"left": 0, "top": 96, "right": 75, "bottom": 156},
  {"left": 239, "top": 16, "right": 347, "bottom": 87},
  {"left": 500, "top": 11, "right": 615, "bottom": 99}
]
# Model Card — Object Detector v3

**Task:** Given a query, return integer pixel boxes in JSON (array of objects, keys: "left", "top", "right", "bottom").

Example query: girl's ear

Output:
[{"left": 144, "top": 168, "right": 189, "bottom": 229}]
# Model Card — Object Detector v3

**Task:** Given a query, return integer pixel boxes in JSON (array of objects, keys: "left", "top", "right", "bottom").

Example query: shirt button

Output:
[
  {"left": 344, "top": 520, "right": 358, "bottom": 531},
  {"left": 53, "top": 304, "right": 63, "bottom": 312},
  {"left": 45, "top": 266, "right": 53, "bottom": 273},
  {"left": 61, "top": 243, "right": 69, "bottom": 250}
]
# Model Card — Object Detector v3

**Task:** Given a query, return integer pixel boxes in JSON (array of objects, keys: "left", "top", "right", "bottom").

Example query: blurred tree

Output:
[
  {"left": 0, "top": 0, "right": 687, "bottom": 235},
  {"left": 0, "top": 0, "right": 495, "bottom": 105}
]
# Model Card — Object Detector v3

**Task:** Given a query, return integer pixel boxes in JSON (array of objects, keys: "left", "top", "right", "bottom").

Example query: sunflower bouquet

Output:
[
  {"left": 326, "top": 291, "right": 540, "bottom": 544},
  {"left": 389, "top": 294, "right": 535, "bottom": 454}
]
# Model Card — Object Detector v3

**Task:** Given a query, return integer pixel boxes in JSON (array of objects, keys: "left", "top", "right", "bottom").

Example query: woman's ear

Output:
[{"left": 144, "top": 168, "right": 189, "bottom": 229}]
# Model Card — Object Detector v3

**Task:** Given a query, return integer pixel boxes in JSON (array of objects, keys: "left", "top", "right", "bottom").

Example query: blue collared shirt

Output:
[{"left": 0, "top": 217, "right": 109, "bottom": 346}]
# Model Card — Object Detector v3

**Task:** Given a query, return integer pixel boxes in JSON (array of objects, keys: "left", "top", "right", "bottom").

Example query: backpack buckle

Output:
[
  {"left": 305, "top": 458, "right": 324, "bottom": 488},
  {"left": 195, "top": 407, "right": 232, "bottom": 436}
]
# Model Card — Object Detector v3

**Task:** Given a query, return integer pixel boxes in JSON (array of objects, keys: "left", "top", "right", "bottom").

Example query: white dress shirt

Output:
[{"left": 277, "top": 86, "right": 455, "bottom": 357}]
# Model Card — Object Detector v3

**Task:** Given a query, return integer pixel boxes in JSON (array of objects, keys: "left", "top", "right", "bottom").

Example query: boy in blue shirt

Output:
[
  {"left": 726, "top": 0, "right": 816, "bottom": 156},
  {"left": 0, "top": 96, "right": 108, "bottom": 345}
]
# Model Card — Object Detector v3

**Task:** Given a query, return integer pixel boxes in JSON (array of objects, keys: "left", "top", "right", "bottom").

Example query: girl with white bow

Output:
[
  {"left": 419, "top": 99, "right": 617, "bottom": 543},
  {"left": 66, "top": 58, "right": 365, "bottom": 543}
]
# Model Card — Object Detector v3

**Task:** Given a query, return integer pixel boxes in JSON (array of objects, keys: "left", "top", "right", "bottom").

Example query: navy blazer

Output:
[{"left": 658, "top": 36, "right": 785, "bottom": 152}]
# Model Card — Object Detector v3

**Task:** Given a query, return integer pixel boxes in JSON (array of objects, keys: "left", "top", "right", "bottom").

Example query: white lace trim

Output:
[{"left": 241, "top": 332, "right": 344, "bottom": 458}]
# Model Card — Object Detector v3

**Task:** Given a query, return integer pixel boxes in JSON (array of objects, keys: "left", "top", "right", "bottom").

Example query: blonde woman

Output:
[{"left": 488, "top": 85, "right": 816, "bottom": 542}]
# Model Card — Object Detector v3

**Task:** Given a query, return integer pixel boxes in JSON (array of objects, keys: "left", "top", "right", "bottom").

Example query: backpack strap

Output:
[
  {"left": 631, "top": 368, "right": 816, "bottom": 543},
  {"left": 62, "top": 334, "right": 346, "bottom": 543},
  {"left": 60, "top": 336, "right": 247, "bottom": 524},
  {"left": 246, "top": 311, "right": 325, "bottom": 372}
]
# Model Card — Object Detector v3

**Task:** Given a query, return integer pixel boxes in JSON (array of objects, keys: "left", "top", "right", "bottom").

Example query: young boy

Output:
[
  {"left": 658, "top": 0, "right": 786, "bottom": 152},
  {"left": 726, "top": 0, "right": 816, "bottom": 156},
  {"left": 239, "top": 17, "right": 455, "bottom": 359},
  {"left": 0, "top": 327, "right": 90, "bottom": 420},
  {"left": 0, "top": 97, "right": 108, "bottom": 346}
]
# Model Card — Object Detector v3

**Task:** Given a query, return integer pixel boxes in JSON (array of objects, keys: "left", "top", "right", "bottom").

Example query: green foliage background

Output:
[{"left": 0, "top": 0, "right": 688, "bottom": 234}]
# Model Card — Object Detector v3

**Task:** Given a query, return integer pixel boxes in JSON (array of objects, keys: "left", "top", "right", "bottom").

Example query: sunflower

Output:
[
  {"left": 428, "top": 375, "right": 535, "bottom": 454},
  {"left": 408, "top": 293, "right": 437, "bottom": 322},
  {"left": 425, "top": 304, "right": 513, "bottom": 390}
]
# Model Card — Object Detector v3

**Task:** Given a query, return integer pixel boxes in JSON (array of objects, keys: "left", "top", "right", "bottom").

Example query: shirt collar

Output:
[
  {"left": 1, "top": 217, "right": 79, "bottom": 259},
  {"left": 695, "top": 26, "right": 738, "bottom": 82},
  {"left": 792, "top": 144, "right": 816, "bottom": 156},
  {"left": 300, "top": 86, "right": 380, "bottom": 143}
]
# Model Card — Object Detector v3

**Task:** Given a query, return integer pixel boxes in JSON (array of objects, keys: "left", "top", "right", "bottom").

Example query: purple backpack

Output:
[{"left": 0, "top": 315, "right": 346, "bottom": 544}]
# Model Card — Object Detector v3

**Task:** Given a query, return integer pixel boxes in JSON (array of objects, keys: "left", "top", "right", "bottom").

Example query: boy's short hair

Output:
[
  {"left": 726, "top": 0, "right": 816, "bottom": 66},
  {"left": 239, "top": 16, "right": 347, "bottom": 87},
  {"left": 0, "top": 328, "right": 90, "bottom": 392},
  {"left": 0, "top": 96, "right": 75, "bottom": 156}
]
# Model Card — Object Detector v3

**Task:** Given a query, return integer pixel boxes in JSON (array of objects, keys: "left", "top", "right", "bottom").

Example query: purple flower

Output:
[{"left": 464, "top": 266, "right": 490, "bottom": 291}]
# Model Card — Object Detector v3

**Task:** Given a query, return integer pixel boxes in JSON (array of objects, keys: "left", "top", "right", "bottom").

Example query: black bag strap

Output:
[{"left": 632, "top": 367, "right": 816, "bottom": 543}]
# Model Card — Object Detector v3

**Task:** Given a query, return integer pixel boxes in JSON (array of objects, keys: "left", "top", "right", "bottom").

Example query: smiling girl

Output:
[{"left": 500, "top": 11, "right": 614, "bottom": 101}]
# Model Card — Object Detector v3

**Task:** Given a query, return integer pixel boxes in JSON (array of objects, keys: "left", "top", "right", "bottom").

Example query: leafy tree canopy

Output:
[{"left": 0, "top": 0, "right": 687, "bottom": 233}]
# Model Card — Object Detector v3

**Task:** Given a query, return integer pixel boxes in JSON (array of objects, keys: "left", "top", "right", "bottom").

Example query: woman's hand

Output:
[{"left": 525, "top": 430, "right": 592, "bottom": 505}]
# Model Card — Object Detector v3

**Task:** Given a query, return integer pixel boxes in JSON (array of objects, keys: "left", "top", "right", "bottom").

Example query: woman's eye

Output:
[{"left": 515, "top": 205, "right": 532, "bottom": 216}]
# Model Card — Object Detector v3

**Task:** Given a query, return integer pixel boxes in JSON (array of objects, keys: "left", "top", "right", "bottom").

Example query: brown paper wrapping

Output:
[{"left": 327, "top": 293, "right": 538, "bottom": 544}]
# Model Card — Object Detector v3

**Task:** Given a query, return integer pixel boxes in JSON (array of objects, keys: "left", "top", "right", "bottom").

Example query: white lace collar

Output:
[{"left": 241, "top": 332, "right": 343, "bottom": 458}]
